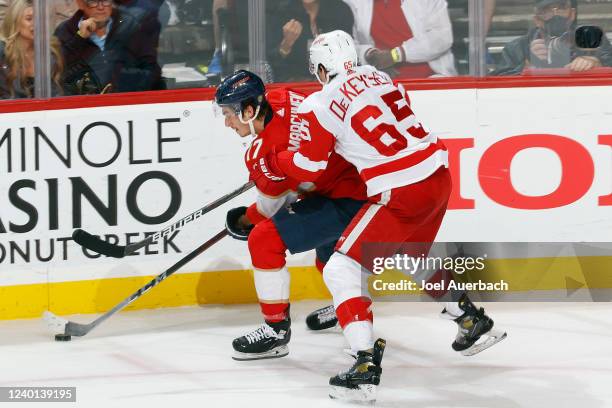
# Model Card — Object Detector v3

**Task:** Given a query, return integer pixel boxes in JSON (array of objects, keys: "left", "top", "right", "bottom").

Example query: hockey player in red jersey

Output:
[
  {"left": 255, "top": 31, "right": 506, "bottom": 401},
  {"left": 214, "top": 70, "right": 368, "bottom": 361}
]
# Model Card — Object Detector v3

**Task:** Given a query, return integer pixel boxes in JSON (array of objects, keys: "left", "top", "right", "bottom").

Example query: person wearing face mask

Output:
[{"left": 492, "top": 0, "right": 612, "bottom": 75}]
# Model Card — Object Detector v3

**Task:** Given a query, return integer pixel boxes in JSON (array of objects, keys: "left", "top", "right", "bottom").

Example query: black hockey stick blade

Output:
[{"left": 72, "top": 229, "right": 126, "bottom": 258}]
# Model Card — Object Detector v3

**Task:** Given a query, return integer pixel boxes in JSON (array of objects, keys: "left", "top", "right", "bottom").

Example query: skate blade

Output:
[
  {"left": 461, "top": 329, "right": 507, "bottom": 356},
  {"left": 232, "top": 345, "right": 289, "bottom": 361},
  {"left": 329, "top": 384, "right": 377, "bottom": 403}
]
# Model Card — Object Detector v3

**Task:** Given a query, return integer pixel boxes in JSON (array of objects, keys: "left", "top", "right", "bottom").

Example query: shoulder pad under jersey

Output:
[
  {"left": 266, "top": 88, "right": 289, "bottom": 109},
  {"left": 297, "top": 91, "right": 326, "bottom": 115}
]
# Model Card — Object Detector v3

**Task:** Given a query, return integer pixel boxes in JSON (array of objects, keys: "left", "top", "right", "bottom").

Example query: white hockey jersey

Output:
[{"left": 278, "top": 65, "right": 448, "bottom": 197}]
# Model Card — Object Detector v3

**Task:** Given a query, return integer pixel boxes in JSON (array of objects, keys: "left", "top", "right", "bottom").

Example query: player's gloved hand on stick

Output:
[
  {"left": 252, "top": 147, "right": 286, "bottom": 182},
  {"left": 225, "top": 207, "right": 254, "bottom": 241}
]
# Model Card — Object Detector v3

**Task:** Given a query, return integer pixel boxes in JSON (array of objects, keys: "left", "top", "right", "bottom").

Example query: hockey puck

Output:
[{"left": 54, "top": 334, "right": 72, "bottom": 341}]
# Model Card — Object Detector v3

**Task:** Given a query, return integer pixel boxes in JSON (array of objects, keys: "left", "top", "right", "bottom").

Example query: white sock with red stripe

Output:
[{"left": 254, "top": 267, "right": 290, "bottom": 321}]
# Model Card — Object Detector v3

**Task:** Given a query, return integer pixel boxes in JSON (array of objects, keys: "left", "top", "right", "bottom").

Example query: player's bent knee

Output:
[
  {"left": 248, "top": 220, "right": 288, "bottom": 270},
  {"left": 323, "top": 252, "right": 365, "bottom": 307}
]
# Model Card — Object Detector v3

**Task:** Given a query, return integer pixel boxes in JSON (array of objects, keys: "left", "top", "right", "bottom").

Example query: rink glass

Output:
[{"left": 0, "top": 0, "right": 609, "bottom": 102}]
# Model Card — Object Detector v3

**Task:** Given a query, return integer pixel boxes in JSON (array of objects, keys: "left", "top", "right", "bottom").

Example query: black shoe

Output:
[
  {"left": 232, "top": 317, "right": 291, "bottom": 361},
  {"left": 442, "top": 294, "right": 507, "bottom": 356},
  {"left": 329, "top": 338, "right": 386, "bottom": 402},
  {"left": 305, "top": 305, "right": 338, "bottom": 331}
]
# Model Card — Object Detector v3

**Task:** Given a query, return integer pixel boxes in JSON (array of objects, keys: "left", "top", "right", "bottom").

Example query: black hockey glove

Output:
[{"left": 225, "top": 206, "right": 254, "bottom": 241}]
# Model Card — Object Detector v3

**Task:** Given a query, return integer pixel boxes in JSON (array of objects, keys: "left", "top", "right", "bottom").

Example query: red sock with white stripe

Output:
[
  {"left": 260, "top": 302, "right": 290, "bottom": 323},
  {"left": 336, "top": 296, "right": 374, "bottom": 352}
]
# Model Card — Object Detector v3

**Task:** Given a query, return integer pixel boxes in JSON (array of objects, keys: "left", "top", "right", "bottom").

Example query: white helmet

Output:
[{"left": 309, "top": 30, "right": 358, "bottom": 84}]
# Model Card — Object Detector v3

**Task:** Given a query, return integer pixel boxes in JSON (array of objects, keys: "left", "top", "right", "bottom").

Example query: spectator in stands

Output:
[
  {"left": 115, "top": 0, "right": 163, "bottom": 12},
  {"left": 492, "top": 0, "right": 612, "bottom": 75},
  {"left": 0, "top": 0, "right": 78, "bottom": 28},
  {"left": 0, "top": 0, "right": 64, "bottom": 98},
  {"left": 55, "top": 0, "right": 163, "bottom": 95},
  {"left": 115, "top": 0, "right": 164, "bottom": 76},
  {"left": 208, "top": 0, "right": 353, "bottom": 81},
  {"left": 267, "top": 0, "right": 354, "bottom": 82},
  {"left": 115, "top": 0, "right": 166, "bottom": 25},
  {"left": 342, "top": 0, "right": 457, "bottom": 78}
]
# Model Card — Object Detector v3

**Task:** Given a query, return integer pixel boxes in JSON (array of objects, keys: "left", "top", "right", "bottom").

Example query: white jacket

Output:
[{"left": 342, "top": 0, "right": 457, "bottom": 77}]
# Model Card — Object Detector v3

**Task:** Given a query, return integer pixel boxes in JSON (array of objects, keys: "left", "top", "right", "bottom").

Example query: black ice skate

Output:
[
  {"left": 441, "top": 294, "right": 507, "bottom": 356},
  {"left": 329, "top": 338, "right": 386, "bottom": 402},
  {"left": 305, "top": 305, "right": 338, "bottom": 331},
  {"left": 232, "top": 318, "right": 291, "bottom": 361}
]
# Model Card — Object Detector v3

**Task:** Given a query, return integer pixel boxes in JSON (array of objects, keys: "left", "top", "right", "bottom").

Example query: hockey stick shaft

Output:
[
  {"left": 74, "top": 181, "right": 254, "bottom": 257},
  {"left": 63, "top": 230, "right": 228, "bottom": 337}
]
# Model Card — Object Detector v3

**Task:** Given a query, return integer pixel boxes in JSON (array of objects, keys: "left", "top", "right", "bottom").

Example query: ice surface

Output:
[{"left": 1, "top": 301, "right": 611, "bottom": 407}]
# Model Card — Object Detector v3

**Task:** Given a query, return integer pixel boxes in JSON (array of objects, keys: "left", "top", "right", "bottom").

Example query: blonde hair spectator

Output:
[
  {"left": 0, "top": 0, "right": 64, "bottom": 98},
  {"left": 0, "top": 0, "right": 77, "bottom": 28}
]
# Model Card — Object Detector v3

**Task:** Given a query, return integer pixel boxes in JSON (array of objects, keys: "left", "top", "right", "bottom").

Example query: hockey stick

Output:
[
  {"left": 72, "top": 181, "right": 254, "bottom": 258},
  {"left": 43, "top": 229, "right": 228, "bottom": 338}
]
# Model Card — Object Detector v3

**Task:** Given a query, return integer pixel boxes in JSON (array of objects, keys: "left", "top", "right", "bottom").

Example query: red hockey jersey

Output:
[{"left": 245, "top": 88, "right": 366, "bottom": 224}]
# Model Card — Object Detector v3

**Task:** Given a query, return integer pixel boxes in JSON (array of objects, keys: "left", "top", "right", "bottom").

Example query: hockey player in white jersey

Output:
[{"left": 254, "top": 30, "right": 506, "bottom": 402}]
